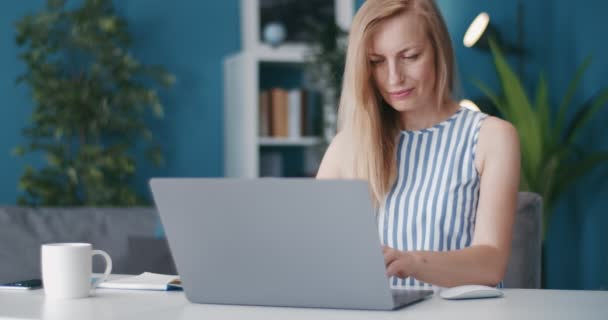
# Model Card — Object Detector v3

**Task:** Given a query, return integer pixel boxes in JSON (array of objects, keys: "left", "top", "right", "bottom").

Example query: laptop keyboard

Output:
[{"left": 391, "top": 289, "right": 434, "bottom": 307}]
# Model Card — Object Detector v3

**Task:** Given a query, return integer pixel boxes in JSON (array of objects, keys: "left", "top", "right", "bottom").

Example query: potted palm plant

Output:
[{"left": 475, "top": 39, "right": 608, "bottom": 237}]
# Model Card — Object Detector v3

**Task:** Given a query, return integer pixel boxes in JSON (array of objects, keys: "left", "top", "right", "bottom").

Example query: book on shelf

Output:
[
  {"left": 260, "top": 151, "right": 283, "bottom": 176},
  {"left": 259, "top": 88, "right": 322, "bottom": 140},
  {"left": 270, "top": 88, "right": 289, "bottom": 137},
  {"left": 300, "top": 89, "right": 308, "bottom": 137},
  {"left": 259, "top": 90, "right": 270, "bottom": 137},
  {"left": 288, "top": 89, "right": 301, "bottom": 138},
  {"left": 305, "top": 90, "right": 322, "bottom": 137}
]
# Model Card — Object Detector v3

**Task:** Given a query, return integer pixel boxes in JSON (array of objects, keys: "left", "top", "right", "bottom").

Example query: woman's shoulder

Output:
[
  {"left": 475, "top": 115, "right": 520, "bottom": 173},
  {"left": 478, "top": 116, "right": 518, "bottom": 140},
  {"left": 316, "top": 131, "right": 354, "bottom": 179}
]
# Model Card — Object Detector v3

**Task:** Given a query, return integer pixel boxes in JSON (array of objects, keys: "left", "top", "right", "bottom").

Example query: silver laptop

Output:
[{"left": 150, "top": 178, "right": 433, "bottom": 310}]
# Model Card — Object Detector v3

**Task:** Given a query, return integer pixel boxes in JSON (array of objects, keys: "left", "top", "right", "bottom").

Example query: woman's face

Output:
[{"left": 368, "top": 11, "right": 436, "bottom": 112}]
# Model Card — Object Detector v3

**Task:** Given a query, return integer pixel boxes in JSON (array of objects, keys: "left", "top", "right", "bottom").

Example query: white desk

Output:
[{"left": 1, "top": 286, "right": 607, "bottom": 320}]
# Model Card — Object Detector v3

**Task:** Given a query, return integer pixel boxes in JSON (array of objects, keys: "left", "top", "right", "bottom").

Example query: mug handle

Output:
[{"left": 90, "top": 250, "right": 113, "bottom": 289}]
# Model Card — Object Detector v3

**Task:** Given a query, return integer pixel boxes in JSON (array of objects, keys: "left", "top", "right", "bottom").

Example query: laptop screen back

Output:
[{"left": 150, "top": 178, "right": 396, "bottom": 310}]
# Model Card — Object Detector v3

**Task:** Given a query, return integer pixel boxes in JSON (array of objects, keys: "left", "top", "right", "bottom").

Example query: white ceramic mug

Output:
[{"left": 41, "top": 243, "right": 112, "bottom": 299}]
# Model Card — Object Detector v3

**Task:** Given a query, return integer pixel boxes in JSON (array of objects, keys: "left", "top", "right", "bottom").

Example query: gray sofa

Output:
[
  {"left": 0, "top": 207, "right": 176, "bottom": 284},
  {"left": 0, "top": 192, "right": 541, "bottom": 288}
]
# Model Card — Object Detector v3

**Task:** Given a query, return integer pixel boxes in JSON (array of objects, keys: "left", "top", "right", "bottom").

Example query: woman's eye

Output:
[
  {"left": 369, "top": 59, "right": 384, "bottom": 65},
  {"left": 403, "top": 53, "right": 420, "bottom": 60}
]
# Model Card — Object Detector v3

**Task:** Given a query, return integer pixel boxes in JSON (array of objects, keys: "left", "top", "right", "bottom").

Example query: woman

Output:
[{"left": 317, "top": 0, "right": 520, "bottom": 289}]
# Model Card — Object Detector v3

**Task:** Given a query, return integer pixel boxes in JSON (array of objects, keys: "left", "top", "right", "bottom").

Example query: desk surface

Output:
[{"left": 1, "top": 284, "right": 607, "bottom": 320}]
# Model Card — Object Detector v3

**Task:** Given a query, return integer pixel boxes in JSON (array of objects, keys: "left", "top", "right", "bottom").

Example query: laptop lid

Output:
[{"left": 150, "top": 178, "right": 418, "bottom": 310}]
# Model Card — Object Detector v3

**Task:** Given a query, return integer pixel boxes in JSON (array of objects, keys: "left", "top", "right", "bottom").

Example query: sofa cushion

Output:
[
  {"left": 126, "top": 236, "right": 177, "bottom": 275},
  {"left": 0, "top": 207, "right": 165, "bottom": 284}
]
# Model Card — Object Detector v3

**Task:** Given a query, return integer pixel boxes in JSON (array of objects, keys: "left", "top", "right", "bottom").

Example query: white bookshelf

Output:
[
  {"left": 224, "top": 0, "right": 355, "bottom": 178},
  {"left": 240, "top": 0, "right": 354, "bottom": 51},
  {"left": 255, "top": 45, "right": 308, "bottom": 63},
  {"left": 223, "top": 47, "right": 324, "bottom": 178}
]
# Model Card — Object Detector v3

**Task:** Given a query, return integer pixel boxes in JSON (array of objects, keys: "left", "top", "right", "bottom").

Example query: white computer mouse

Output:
[{"left": 439, "top": 285, "right": 504, "bottom": 300}]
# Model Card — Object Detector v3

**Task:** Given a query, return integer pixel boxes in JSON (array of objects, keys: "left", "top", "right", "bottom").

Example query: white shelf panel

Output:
[
  {"left": 254, "top": 45, "right": 311, "bottom": 63},
  {"left": 259, "top": 137, "right": 323, "bottom": 147}
]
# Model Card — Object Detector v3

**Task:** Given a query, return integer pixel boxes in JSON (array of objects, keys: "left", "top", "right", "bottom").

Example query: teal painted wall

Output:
[
  {"left": 436, "top": 0, "right": 608, "bottom": 290},
  {"left": 543, "top": 0, "right": 608, "bottom": 291},
  {"left": 0, "top": 1, "right": 45, "bottom": 202},
  {"left": 122, "top": 0, "right": 240, "bottom": 195}
]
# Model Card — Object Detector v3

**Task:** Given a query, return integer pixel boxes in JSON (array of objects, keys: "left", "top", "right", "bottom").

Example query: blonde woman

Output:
[{"left": 317, "top": 0, "right": 520, "bottom": 289}]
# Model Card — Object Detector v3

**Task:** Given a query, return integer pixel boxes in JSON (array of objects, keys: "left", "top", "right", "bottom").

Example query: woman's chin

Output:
[{"left": 387, "top": 100, "right": 418, "bottom": 113}]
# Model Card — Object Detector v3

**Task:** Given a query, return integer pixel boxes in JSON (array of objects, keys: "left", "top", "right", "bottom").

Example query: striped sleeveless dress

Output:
[{"left": 377, "top": 107, "right": 489, "bottom": 289}]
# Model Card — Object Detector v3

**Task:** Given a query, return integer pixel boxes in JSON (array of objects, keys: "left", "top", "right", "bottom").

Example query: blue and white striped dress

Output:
[{"left": 377, "top": 107, "right": 488, "bottom": 289}]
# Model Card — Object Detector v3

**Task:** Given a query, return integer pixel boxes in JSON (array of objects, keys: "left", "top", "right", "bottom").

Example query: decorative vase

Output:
[{"left": 263, "top": 22, "right": 286, "bottom": 47}]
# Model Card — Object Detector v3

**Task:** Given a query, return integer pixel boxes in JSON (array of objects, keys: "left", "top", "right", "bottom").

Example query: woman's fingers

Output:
[
  {"left": 384, "top": 248, "right": 410, "bottom": 278},
  {"left": 385, "top": 259, "right": 403, "bottom": 278},
  {"left": 383, "top": 247, "right": 397, "bottom": 266}
]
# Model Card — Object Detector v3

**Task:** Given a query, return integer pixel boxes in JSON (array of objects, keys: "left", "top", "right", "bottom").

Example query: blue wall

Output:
[
  {"left": 122, "top": 0, "right": 240, "bottom": 195},
  {"left": 1, "top": 0, "right": 606, "bottom": 290},
  {"left": 544, "top": 0, "right": 608, "bottom": 291},
  {"left": 0, "top": 1, "right": 45, "bottom": 203},
  {"left": 436, "top": 0, "right": 608, "bottom": 290}
]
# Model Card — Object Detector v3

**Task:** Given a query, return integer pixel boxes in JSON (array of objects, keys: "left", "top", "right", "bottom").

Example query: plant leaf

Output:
[
  {"left": 550, "top": 151, "right": 608, "bottom": 209},
  {"left": 47, "top": 0, "right": 66, "bottom": 10},
  {"left": 488, "top": 38, "right": 543, "bottom": 190},
  {"left": 554, "top": 56, "right": 592, "bottom": 139},
  {"left": 564, "top": 88, "right": 608, "bottom": 145},
  {"left": 472, "top": 79, "right": 509, "bottom": 117},
  {"left": 535, "top": 73, "right": 553, "bottom": 150}
]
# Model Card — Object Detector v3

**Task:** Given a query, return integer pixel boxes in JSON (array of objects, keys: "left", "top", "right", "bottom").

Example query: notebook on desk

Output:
[
  {"left": 149, "top": 178, "right": 433, "bottom": 310},
  {"left": 98, "top": 272, "right": 182, "bottom": 291}
]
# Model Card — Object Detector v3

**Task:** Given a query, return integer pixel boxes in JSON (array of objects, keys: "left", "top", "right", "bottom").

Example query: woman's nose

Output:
[{"left": 388, "top": 62, "right": 404, "bottom": 86}]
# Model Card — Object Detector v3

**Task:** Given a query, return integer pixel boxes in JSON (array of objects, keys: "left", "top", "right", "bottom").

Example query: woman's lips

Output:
[{"left": 389, "top": 88, "right": 414, "bottom": 99}]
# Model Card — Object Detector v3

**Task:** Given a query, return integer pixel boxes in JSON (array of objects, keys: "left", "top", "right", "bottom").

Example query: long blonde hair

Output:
[{"left": 338, "top": 0, "right": 455, "bottom": 205}]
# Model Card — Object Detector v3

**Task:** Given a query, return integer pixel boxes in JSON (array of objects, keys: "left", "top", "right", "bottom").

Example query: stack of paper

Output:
[{"left": 98, "top": 272, "right": 182, "bottom": 291}]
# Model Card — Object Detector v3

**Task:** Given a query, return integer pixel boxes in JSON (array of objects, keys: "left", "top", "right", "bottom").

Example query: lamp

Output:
[
  {"left": 462, "top": 9, "right": 526, "bottom": 117},
  {"left": 459, "top": 99, "right": 480, "bottom": 112},
  {"left": 463, "top": 12, "right": 492, "bottom": 49},
  {"left": 463, "top": 12, "right": 523, "bottom": 55}
]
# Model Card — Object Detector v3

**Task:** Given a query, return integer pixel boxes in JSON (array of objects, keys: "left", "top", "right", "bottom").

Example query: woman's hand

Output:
[{"left": 383, "top": 246, "right": 417, "bottom": 279}]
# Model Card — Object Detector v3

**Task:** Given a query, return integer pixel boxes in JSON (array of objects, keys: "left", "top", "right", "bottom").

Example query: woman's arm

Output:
[{"left": 384, "top": 117, "right": 521, "bottom": 287}]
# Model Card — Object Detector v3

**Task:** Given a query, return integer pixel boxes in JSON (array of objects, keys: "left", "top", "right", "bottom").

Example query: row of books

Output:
[{"left": 259, "top": 88, "right": 323, "bottom": 138}]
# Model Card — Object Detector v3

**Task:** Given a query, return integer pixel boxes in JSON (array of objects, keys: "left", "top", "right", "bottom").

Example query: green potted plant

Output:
[
  {"left": 475, "top": 39, "right": 608, "bottom": 237},
  {"left": 13, "top": 0, "right": 174, "bottom": 206},
  {"left": 305, "top": 21, "right": 348, "bottom": 143}
]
